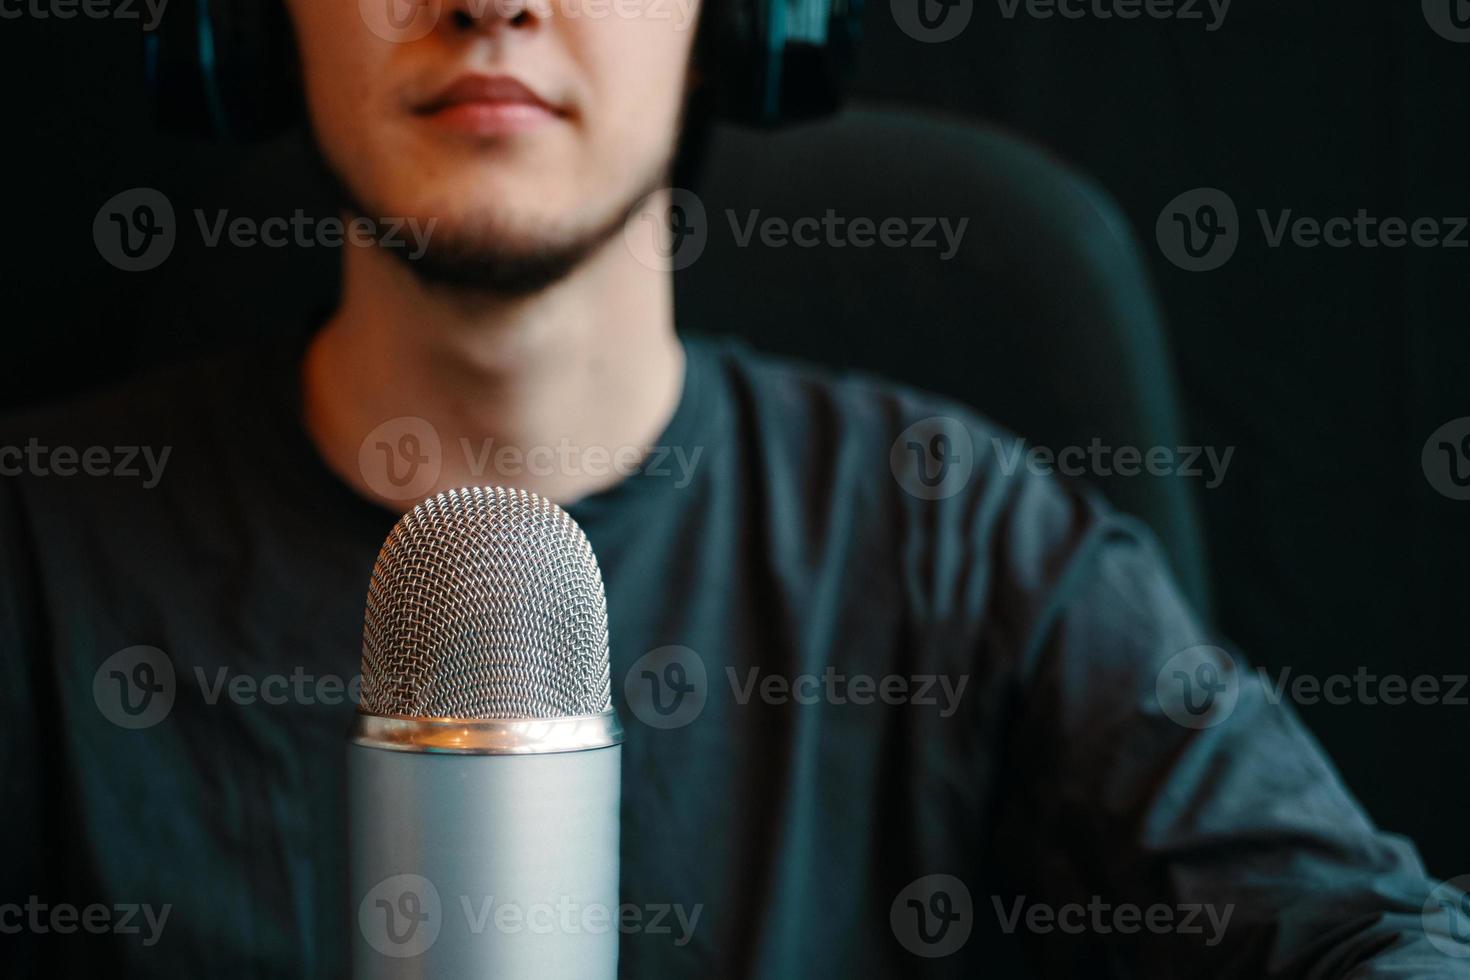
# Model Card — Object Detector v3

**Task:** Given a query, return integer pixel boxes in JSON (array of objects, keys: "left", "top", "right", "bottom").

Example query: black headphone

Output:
[{"left": 146, "top": 0, "right": 865, "bottom": 142}]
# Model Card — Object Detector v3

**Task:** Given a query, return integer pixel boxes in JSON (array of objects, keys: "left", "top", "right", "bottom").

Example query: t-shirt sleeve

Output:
[{"left": 990, "top": 507, "right": 1468, "bottom": 976}]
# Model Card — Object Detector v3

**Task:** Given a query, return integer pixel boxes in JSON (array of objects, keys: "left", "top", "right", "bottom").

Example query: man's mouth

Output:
[{"left": 413, "top": 74, "right": 566, "bottom": 136}]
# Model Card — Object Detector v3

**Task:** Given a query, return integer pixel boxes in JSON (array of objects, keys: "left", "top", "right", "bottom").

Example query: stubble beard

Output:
[{"left": 311, "top": 135, "right": 676, "bottom": 298}]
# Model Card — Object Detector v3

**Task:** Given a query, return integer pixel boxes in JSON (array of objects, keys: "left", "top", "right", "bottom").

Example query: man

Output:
[{"left": 1, "top": 0, "right": 1464, "bottom": 975}]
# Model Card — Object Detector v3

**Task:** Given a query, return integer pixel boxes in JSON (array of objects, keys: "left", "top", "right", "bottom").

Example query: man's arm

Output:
[{"left": 991, "top": 509, "right": 1467, "bottom": 977}]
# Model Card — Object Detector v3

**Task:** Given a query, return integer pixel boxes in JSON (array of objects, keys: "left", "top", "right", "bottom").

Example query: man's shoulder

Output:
[
  {"left": 692, "top": 335, "right": 1171, "bottom": 679},
  {"left": 693, "top": 333, "right": 1009, "bottom": 459},
  {"left": 693, "top": 334, "right": 1120, "bottom": 567}
]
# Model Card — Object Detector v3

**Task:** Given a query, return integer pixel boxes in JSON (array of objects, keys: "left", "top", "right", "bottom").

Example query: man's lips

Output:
[{"left": 413, "top": 74, "right": 566, "bottom": 136}]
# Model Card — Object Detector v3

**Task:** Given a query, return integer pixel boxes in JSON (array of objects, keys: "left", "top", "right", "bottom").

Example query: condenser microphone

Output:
[{"left": 348, "top": 486, "right": 623, "bottom": 979}]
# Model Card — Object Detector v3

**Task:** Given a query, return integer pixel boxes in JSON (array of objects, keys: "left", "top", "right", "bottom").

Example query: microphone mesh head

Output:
[{"left": 359, "top": 486, "right": 612, "bottom": 720}]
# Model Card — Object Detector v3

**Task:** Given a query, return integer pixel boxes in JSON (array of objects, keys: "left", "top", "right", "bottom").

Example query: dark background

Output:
[{"left": 2, "top": 0, "right": 1466, "bottom": 880}]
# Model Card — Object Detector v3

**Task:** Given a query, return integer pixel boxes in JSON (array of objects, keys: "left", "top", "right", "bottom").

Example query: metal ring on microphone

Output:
[{"left": 350, "top": 709, "right": 624, "bottom": 755}]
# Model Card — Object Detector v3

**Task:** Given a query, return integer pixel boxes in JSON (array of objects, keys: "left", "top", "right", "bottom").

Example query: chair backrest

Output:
[{"left": 677, "top": 104, "right": 1212, "bottom": 611}]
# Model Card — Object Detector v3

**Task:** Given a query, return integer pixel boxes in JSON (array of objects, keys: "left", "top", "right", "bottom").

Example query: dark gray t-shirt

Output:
[{"left": 0, "top": 335, "right": 1460, "bottom": 977}]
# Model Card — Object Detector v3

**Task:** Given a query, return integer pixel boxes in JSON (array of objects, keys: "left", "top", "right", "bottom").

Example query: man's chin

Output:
[
  {"left": 369, "top": 177, "right": 668, "bottom": 295},
  {"left": 311, "top": 131, "right": 672, "bottom": 297},
  {"left": 393, "top": 226, "right": 618, "bottom": 296}
]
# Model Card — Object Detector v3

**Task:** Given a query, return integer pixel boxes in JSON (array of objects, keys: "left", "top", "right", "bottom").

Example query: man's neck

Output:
[{"left": 302, "top": 219, "right": 684, "bottom": 512}]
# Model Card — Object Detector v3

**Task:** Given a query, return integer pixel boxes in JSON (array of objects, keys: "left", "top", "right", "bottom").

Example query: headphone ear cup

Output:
[
  {"left": 148, "top": 0, "right": 301, "bottom": 142},
  {"left": 699, "top": 0, "right": 864, "bottom": 126}
]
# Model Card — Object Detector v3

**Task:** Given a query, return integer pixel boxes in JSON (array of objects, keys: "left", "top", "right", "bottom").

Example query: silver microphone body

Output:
[
  {"left": 349, "top": 715, "right": 622, "bottom": 979},
  {"left": 347, "top": 487, "right": 623, "bottom": 980}
]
